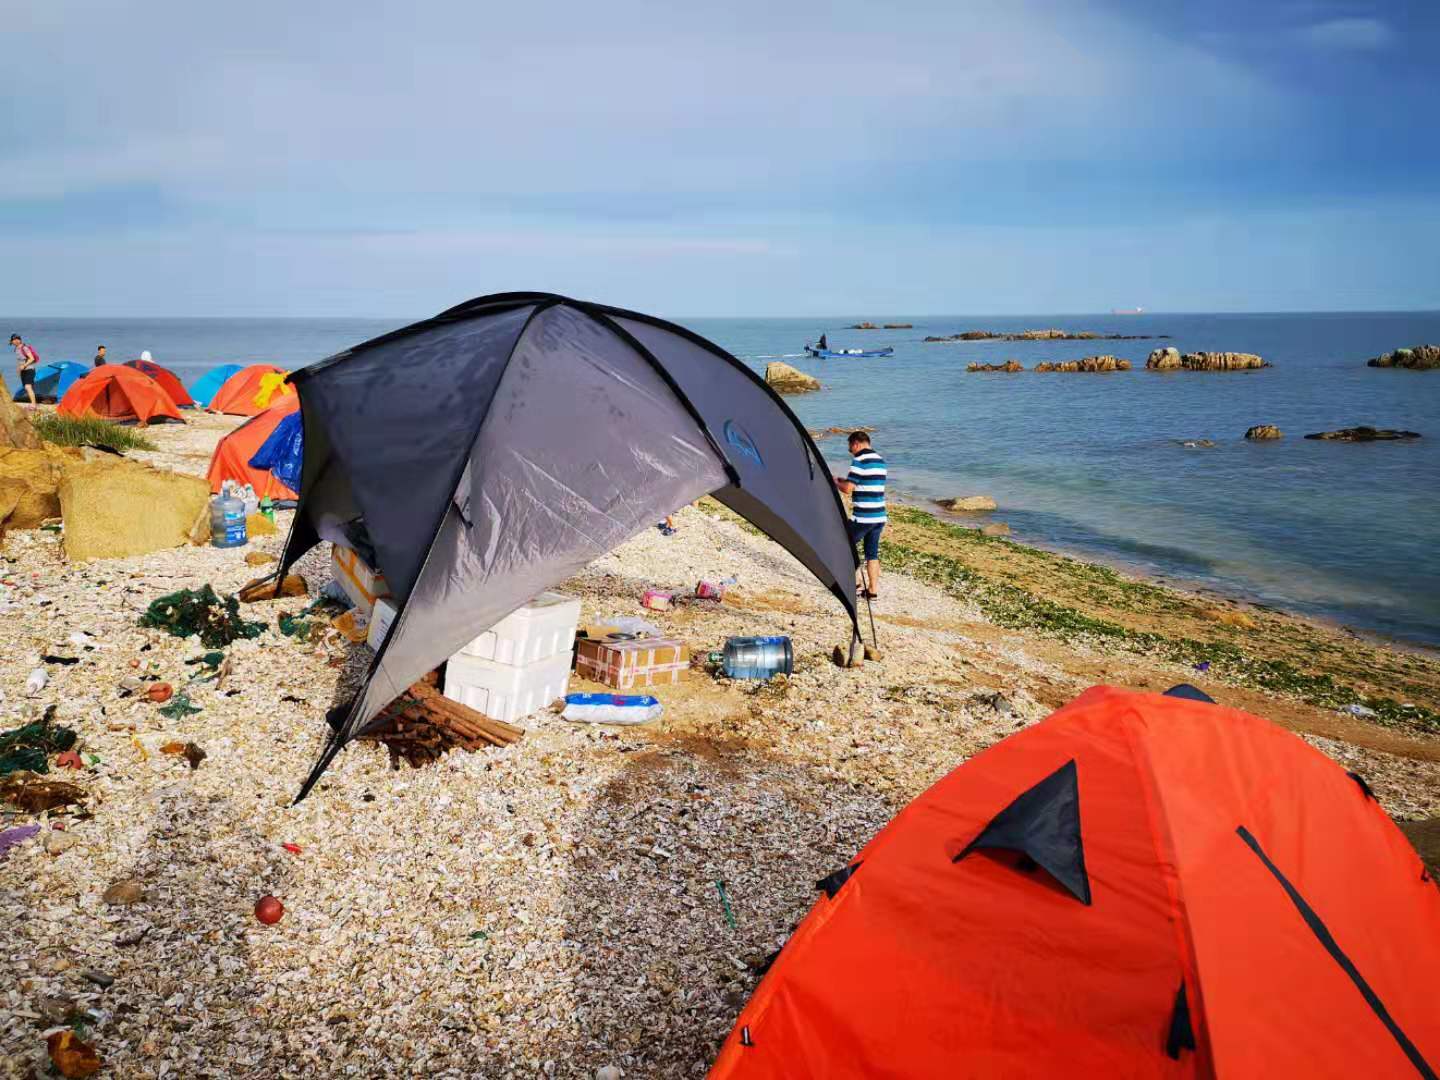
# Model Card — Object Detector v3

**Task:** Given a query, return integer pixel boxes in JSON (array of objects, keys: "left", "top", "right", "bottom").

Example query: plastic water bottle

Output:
[
  {"left": 210, "top": 492, "right": 248, "bottom": 548},
  {"left": 719, "top": 636, "right": 793, "bottom": 679}
]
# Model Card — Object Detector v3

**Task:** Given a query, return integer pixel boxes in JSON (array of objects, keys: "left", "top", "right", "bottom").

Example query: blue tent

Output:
[
  {"left": 14, "top": 361, "right": 90, "bottom": 404},
  {"left": 190, "top": 363, "right": 243, "bottom": 408}
]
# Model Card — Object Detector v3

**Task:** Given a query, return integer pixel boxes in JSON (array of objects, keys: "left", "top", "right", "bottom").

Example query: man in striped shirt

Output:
[{"left": 834, "top": 431, "right": 886, "bottom": 600}]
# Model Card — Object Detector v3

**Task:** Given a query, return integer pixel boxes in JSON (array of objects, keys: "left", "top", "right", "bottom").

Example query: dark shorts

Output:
[
  {"left": 849, "top": 519, "right": 885, "bottom": 561},
  {"left": 19, "top": 368, "right": 34, "bottom": 387}
]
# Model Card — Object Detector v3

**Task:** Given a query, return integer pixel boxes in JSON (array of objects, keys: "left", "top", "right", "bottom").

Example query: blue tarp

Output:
[
  {"left": 190, "top": 363, "right": 243, "bottom": 408},
  {"left": 248, "top": 410, "right": 304, "bottom": 494}
]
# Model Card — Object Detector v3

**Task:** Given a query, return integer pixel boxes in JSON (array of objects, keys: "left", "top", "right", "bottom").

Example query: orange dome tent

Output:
[
  {"left": 57, "top": 366, "right": 183, "bottom": 425},
  {"left": 711, "top": 685, "right": 1440, "bottom": 1079},
  {"left": 207, "top": 363, "right": 293, "bottom": 416},
  {"left": 206, "top": 394, "right": 301, "bottom": 500},
  {"left": 124, "top": 358, "right": 195, "bottom": 407}
]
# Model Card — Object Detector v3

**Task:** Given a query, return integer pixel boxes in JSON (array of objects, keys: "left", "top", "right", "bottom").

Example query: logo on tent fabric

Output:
[{"left": 723, "top": 420, "right": 764, "bottom": 468}]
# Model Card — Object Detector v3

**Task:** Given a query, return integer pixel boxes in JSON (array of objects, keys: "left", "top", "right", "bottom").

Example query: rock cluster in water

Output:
[
  {"left": 765, "top": 362, "right": 820, "bottom": 394},
  {"left": 848, "top": 322, "right": 914, "bottom": 329},
  {"left": 1245, "top": 425, "right": 1283, "bottom": 440},
  {"left": 1146, "top": 348, "right": 1268, "bottom": 370},
  {"left": 927, "top": 329, "right": 1161, "bottom": 342},
  {"left": 1034, "top": 355, "right": 1132, "bottom": 372},
  {"left": 937, "top": 495, "right": 998, "bottom": 512},
  {"left": 1367, "top": 345, "right": 1440, "bottom": 370},
  {"left": 966, "top": 360, "right": 1025, "bottom": 372},
  {"left": 1304, "top": 427, "right": 1421, "bottom": 442}
]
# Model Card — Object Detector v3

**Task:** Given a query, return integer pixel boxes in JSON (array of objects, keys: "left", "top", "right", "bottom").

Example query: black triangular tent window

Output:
[
  {"left": 1166, "top": 982, "right": 1196, "bottom": 1059},
  {"left": 953, "top": 759, "right": 1092, "bottom": 905},
  {"left": 815, "top": 861, "right": 862, "bottom": 899}
]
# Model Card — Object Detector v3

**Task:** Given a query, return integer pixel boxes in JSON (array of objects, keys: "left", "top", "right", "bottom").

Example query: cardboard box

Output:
[
  {"left": 575, "top": 637, "right": 689, "bottom": 690},
  {"left": 331, "top": 543, "right": 391, "bottom": 613},
  {"left": 367, "top": 597, "right": 397, "bottom": 650}
]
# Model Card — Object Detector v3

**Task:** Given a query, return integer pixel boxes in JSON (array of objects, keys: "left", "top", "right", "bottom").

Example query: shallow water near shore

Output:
[{"left": 11, "top": 309, "right": 1440, "bottom": 644}]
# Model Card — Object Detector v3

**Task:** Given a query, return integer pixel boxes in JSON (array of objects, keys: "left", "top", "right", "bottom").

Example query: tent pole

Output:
[{"left": 865, "top": 593, "right": 879, "bottom": 649}]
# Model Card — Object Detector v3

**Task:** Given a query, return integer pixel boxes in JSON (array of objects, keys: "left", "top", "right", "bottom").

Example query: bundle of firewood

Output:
[{"left": 365, "top": 680, "right": 524, "bottom": 769}]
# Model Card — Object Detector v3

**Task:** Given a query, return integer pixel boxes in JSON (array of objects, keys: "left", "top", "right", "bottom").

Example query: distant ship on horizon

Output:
[{"left": 1111, "top": 306, "right": 1145, "bottom": 315}]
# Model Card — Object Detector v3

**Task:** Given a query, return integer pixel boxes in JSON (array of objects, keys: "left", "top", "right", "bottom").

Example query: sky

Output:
[{"left": 3, "top": 0, "right": 1439, "bottom": 317}]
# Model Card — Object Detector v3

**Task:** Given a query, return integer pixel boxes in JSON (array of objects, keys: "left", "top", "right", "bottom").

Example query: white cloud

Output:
[{"left": 1298, "top": 16, "right": 1395, "bottom": 51}]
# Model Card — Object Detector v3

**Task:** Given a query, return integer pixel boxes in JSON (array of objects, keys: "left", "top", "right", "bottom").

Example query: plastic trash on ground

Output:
[{"left": 562, "top": 693, "right": 664, "bottom": 725}]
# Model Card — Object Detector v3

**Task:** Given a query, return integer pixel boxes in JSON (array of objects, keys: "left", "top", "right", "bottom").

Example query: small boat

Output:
[{"left": 804, "top": 345, "right": 894, "bottom": 359}]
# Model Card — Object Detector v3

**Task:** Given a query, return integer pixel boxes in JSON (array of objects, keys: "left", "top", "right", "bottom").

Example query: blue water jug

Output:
[
  {"left": 210, "top": 493, "right": 247, "bottom": 548},
  {"left": 721, "top": 636, "right": 793, "bottom": 680}
]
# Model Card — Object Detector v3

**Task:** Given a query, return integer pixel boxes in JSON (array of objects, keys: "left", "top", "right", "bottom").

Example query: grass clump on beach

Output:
[{"left": 32, "top": 414, "right": 158, "bottom": 452}]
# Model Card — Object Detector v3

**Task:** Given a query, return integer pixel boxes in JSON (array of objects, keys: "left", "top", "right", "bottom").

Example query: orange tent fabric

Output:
[
  {"left": 711, "top": 686, "right": 1440, "bottom": 1079},
  {"left": 205, "top": 394, "right": 301, "bottom": 499},
  {"left": 57, "top": 366, "right": 183, "bottom": 425},
  {"left": 207, "top": 364, "right": 292, "bottom": 416},
  {"left": 124, "top": 359, "right": 195, "bottom": 408}
]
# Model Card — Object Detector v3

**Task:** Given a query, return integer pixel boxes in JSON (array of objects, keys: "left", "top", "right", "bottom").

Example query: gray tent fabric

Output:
[{"left": 280, "top": 293, "right": 859, "bottom": 799}]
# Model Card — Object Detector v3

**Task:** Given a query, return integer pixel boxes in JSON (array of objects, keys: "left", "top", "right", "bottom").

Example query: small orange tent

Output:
[
  {"left": 711, "top": 685, "right": 1440, "bottom": 1079},
  {"left": 206, "top": 394, "right": 301, "bottom": 500},
  {"left": 207, "top": 364, "right": 293, "bottom": 416},
  {"left": 57, "top": 366, "right": 183, "bottom": 425}
]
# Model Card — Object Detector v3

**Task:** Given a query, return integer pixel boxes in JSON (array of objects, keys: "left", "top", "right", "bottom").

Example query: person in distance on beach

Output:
[
  {"left": 11, "top": 334, "right": 38, "bottom": 405},
  {"left": 834, "top": 430, "right": 887, "bottom": 600},
  {"left": 94, "top": 344, "right": 108, "bottom": 367}
]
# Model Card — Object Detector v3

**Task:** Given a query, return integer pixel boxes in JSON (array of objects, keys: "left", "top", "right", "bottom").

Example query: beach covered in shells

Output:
[{"left": 3, "top": 413, "right": 1438, "bottom": 1079}]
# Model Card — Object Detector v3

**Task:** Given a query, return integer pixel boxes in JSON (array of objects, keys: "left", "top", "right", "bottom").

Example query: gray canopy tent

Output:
[{"left": 279, "top": 292, "right": 861, "bottom": 799}]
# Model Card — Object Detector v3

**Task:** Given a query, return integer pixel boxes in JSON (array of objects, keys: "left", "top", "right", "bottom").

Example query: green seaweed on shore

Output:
[{"left": 879, "top": 536, "right": 1439, "bottom": 734}]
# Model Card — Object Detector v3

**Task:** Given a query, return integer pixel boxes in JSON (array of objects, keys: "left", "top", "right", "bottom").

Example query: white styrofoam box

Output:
[
  {"left": 459, "top": 591, "right": 581, "bottom": 665},
  {"left": 443, "top": 651, "right": 572, "bottom": 725},
  {"left": 367, "top": 597, "right": 397, "bottom": 650}
]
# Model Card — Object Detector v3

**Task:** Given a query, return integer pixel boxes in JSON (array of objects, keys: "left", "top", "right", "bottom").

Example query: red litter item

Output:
[
  {"left": 254, "top": 895, "right": 284, "bottom": 924},
  {"left": 54, "top": 750, "right": 85, "bottom": 770},
  {"left": 146, "top": 683, "right": 174, "bottom": 703},
  {"left": 281, "top": 843, "right": 302, "bottom": 855}
]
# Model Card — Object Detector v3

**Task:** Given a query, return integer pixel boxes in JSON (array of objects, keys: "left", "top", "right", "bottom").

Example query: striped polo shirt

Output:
[{"left": 847, "top": 447, "right": 888, "bottom": 524}]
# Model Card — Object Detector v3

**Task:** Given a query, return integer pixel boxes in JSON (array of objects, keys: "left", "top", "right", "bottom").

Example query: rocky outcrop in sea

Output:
[
  {"left": 926, "top": 329, "right": 1163, "bottom": 343},
  {"left": 1367, "top": 345, "right": 1440, "bottom": 370},
  {"left": 765, "top": 362, "right": 821, "bottom": 394},
  {"left": 1304, "top": 427, "right": 1421, "bottom": 442},
  {"left": 1034, "top": 355, "right": 1131, "bottom": 372},
  {"left": 1147, "top": 348, "right": 1267, "bottom": 371},
  {"left": 1245, "top": 425, "right": 1283, "bottom": 440},
  {"left": 966, "top": 361, "right": 1025, "bottom": 372}
]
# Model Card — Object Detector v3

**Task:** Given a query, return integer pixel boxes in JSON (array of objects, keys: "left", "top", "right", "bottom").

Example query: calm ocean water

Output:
[{"left": 10, "top": 311, "right": 1440, "bottom": 645}]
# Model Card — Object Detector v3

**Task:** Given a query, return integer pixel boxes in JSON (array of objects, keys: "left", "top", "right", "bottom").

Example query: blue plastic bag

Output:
[{"left": 248, "top": 412, "right": 304, "bottom": 494}]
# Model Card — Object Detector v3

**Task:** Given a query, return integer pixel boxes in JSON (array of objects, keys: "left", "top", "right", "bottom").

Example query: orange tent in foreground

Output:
[
  {"left": 207, "top": 363, "right": 292, "bottom": 416},
  {"left": 206, "top": 394, "right": 300, "bottom": 500},
  {"left": 711, "top": 685, "right": 1440, "bottom": 1079},
  {"left": 57, "top": 366, "right": 183, "bottom": 425}
]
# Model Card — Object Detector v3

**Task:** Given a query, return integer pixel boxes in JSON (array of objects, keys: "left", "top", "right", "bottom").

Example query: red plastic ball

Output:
[{"left": 254, "top": 895, "right": 284, "bottom": 925}]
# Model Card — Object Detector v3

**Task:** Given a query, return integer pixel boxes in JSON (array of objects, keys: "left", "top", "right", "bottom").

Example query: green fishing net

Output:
[
  {"left": 138, "top": 585, "right": 265, "bottom": 649},
  {"left": 0, "top": 712, "right": 78, "bottom": 776}
]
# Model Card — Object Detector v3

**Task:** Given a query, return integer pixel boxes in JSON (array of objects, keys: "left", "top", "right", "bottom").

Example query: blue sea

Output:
[{"left": 10, "top": 311, "right": 1440, "bottom": 645}]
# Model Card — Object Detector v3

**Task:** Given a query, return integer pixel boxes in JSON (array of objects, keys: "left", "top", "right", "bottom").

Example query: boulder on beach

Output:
[
  {"left": 1180, "top": 352, "right": 1268, "bottom": 371},
  {"left": 938, "top": 495, "right": 997, "bottom": 512},
  {"left": 1146, "top": 347, "right": 1181, "bottom": 369},
  {"left": 59, "top": 459, "right": 211, "bottom": 561},
  {"left": 1303, "top": 427, "right": 1421, "bottom": 442},
  {"left": 966, "top": 360, "right": 1025, "bottom": 372},
  {"left": 765, "top": 362, "right": 821, "bottom": 394},
  {"left": 0, "top": 445, "right": 82, "bottom": 535},
  {"left": 1368, "top": 345, "right": 1440, "bottom": 370},
  {"left": 0, "top": 374, "right": 41, "bottom": 451},
  {"left": 1245, "top": 425, "right": 1283, "bottom": 440},
  {"left": 1033, "top": 355, "right": 1131, "bottom": 373}
]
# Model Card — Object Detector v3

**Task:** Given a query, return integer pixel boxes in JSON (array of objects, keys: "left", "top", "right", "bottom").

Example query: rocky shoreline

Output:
[{"left": 926, "top": 329, "right": 1164, "bottom": 342}]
